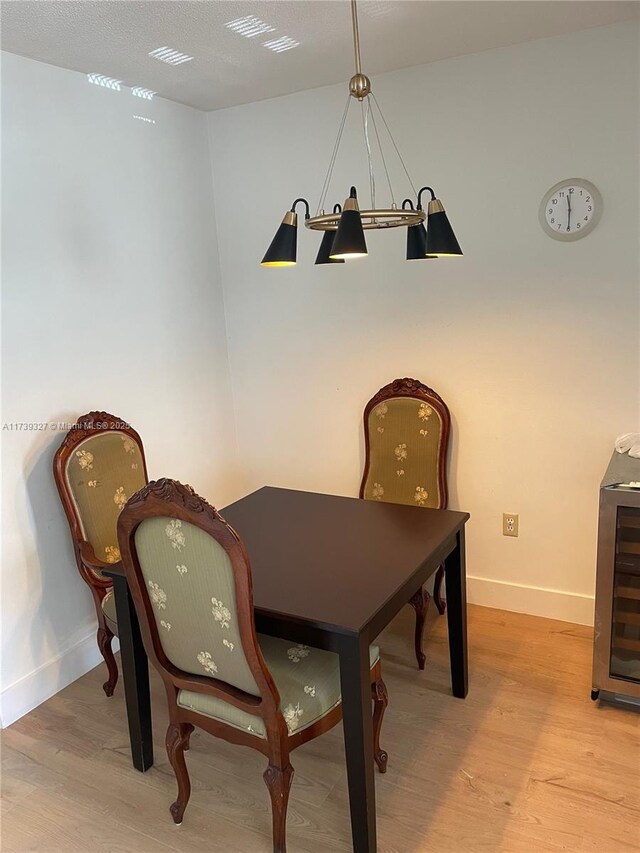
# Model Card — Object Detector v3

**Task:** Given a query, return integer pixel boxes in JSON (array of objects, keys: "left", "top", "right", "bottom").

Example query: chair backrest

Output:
[
  {"left": 53, "top": 412, "right": 148, "bottom": 569},
  {"left": 117, "top": 479, "right": 281, "bottom": 721},
  {"left": 360, "top": 378, "right": 450, "bottom": 510}
]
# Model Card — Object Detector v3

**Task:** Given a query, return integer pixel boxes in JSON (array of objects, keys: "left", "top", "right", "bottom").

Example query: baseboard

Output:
[
  {"left": 467, "top": 575, "right": 595, "bottom": 626},
  {"left": 0, "top": 630, "right": 119, "bottom": 728},
  {"left": 0, "top": 578, "right": 593, "bottom": 727}
]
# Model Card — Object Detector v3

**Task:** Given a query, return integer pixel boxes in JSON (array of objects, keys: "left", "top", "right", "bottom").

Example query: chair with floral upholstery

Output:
[
  {"left": 116, "top": 478, "right": 388, "bottom": 852},
  {"left": 53, "top": 411, "right": 148, "bottom": 696},
  {"left": 360, "top": 377, "right": 451, "bottom": 670}
]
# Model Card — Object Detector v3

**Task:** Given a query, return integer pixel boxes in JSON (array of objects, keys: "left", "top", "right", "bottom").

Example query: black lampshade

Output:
[
  {"left": 425, "top": 204, "right": 462, "bottom": 257},
  {"left": 406, "top": 222, "right": 428, "bottom": 260},
  {"left": 330, "top": 187, "right": 368, "bottom": 260},
  {"left": 261, "top": 214, "right": 297, "bottom": 266},
  {"left": 330, "top": 210, "right": 367, "bottom": 259},
  {"left": 315, "top": 230, "right": 345, "bottom": 265}
]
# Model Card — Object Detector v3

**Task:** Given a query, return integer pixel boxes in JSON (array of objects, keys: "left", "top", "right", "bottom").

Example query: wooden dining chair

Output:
[
  {"left": 360, "top": 377, "right": 451, "bottom": 670},
  {"left": 117, "top": 478, "right": 389, "bottom": 852},
  {"left": 53, "top": 411, "right": 148, "bottom": 696}
]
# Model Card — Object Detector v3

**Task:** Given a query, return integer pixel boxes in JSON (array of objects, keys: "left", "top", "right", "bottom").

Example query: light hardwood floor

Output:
[{"left": 2, "top": 604, "right": 639, "bottom": 853}]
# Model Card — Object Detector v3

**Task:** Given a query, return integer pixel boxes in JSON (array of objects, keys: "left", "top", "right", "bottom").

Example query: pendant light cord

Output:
[
  {"left": 361, "top": 98, "right": 376, "bottom": 208},
  {"left": 371, "top": 92, "right": 417, "bottom": 197},
  {"left": 316, "top": 93, "right": 351, "bottom": 215},
  {"left": 367, "top": 96, "right": 394, "bottom": 207}
]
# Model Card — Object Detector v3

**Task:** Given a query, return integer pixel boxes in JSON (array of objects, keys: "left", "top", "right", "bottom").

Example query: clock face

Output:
[{"left": 539, "top": 179, "right": 602, "bottom": 241}]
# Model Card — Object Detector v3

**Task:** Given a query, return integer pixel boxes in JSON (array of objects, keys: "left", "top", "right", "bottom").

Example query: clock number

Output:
[
  {"left": 569, "top": 187, "right": 575, "bottom": 194},
  {"left": 552, "top": 199, "right": 558, "bottom": 205},
  {"left": 576, "top": 223, "right": 581, "bottom": 229},
  {"left": 550, "top": 218, "right": 555, "bottom": 223},
  {"left": 548, "top": 209, "right": 553, "bottom": 214},
  {"left": 588, "top": 206, "right": 592, "bottom": 211},
  {"left": 586, "top": 196, "right": 590, "bottom": 202}
]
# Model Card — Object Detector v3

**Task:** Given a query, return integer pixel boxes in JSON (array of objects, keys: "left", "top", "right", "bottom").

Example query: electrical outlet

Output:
[{"left": 503, "top": 513, "right": 519, "bottom": 537}]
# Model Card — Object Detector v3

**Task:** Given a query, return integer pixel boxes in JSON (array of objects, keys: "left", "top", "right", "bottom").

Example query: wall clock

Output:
[{"left": 539, "top": 178, "right": 603, "bottom": 241}]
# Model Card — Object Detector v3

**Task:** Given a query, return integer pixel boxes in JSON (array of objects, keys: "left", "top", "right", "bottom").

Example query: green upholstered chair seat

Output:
[
  {"left": 178, "top": 637, "right": 380, "bottom": 739},
  {"left": 101, "top": 589, "right": 118, "bottom": 636}
]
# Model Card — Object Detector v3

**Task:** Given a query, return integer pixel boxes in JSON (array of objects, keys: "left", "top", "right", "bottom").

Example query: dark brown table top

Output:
[{"left": 222, "top": 487, "right": 469, "bottom": 635}]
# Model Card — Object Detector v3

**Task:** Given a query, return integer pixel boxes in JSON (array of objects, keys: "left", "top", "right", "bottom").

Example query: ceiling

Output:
[{"left": 2, "top": 1, "right": 638, "bottom": 111}]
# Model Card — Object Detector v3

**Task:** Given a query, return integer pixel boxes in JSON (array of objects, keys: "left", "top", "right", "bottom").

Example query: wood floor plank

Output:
[{"left": 2, "top": 604, "right": 638, "bottom": 852}]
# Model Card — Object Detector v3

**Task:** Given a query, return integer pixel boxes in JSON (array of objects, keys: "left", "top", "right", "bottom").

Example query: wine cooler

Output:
[{"left": 592, "top": 451, "right": 640, "bottom": 703}]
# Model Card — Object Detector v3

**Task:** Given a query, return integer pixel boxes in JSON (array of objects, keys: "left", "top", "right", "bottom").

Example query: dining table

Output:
[{"left": 104, "top": 486, "right": 470, "bottom": 853}]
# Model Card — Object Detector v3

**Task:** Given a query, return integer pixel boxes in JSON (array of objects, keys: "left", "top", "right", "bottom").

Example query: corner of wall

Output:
[{"left": 205, "top": 113, "right": 244, "bottom": 496}]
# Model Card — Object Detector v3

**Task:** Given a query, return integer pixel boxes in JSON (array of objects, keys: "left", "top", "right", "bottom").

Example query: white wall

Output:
[
  {"left": 1, "top": 53, "right": 239, "bottom": 726},
  {"left": 208, "top": 22, "right": 640, "bottom": 627},
  {"left": 2, "top": 22, "right": 638, "bottom": 727}
]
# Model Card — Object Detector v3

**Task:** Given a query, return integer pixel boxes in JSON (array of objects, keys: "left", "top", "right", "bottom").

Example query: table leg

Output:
[
  {"left": 112, "top": 573, "right": 154, "bottom": 771},
  {"left": 444, "top": 527, "right": 469, "bottom": 698},
  {"left": 338, "top": 635, "right": 377, "bottom": 853}
]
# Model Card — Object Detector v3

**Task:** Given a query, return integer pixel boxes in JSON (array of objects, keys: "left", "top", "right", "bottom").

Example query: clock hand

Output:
[{"left": 566, "top": 193, "right": 571, "bottom": 232}]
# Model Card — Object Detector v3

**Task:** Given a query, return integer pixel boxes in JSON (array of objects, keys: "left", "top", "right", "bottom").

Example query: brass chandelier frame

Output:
[
  {"left": 281, "top": 196, "right": 426, "bottom": 232},
  {"left": 307, "top": 208, "right": 424, "bottom": 231}
]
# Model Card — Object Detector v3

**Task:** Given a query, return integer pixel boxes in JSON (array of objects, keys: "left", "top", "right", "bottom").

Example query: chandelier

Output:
[{"left": 262, "top": 0, "right": 462, "bottom": 267}]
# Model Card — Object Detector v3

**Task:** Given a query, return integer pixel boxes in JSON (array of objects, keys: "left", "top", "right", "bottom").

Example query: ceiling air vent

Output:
[
  {"left": 263, "top": 36, "right": 299, "bottom": 54},
  {"left": 225, "top": 15, "right": 276, "bottom": 38},
  {"left": 87, "top": 73, "right": 122, "bottom": 90},
  {"left": 148, "top": 47, "right": 194, "bottom": 66}
]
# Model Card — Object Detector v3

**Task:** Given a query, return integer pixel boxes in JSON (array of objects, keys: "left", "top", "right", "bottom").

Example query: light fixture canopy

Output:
[{"left": 261, "top": 0, "right": 462, "bottom": 269}]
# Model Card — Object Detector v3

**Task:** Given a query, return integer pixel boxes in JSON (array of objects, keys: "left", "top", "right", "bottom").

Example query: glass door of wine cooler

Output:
[
  {"left": 611, "top": 506, "right": 640, "bottom": 682},
  {"left": 592, "top": 474, "right": 640, "bottom": 702}
]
